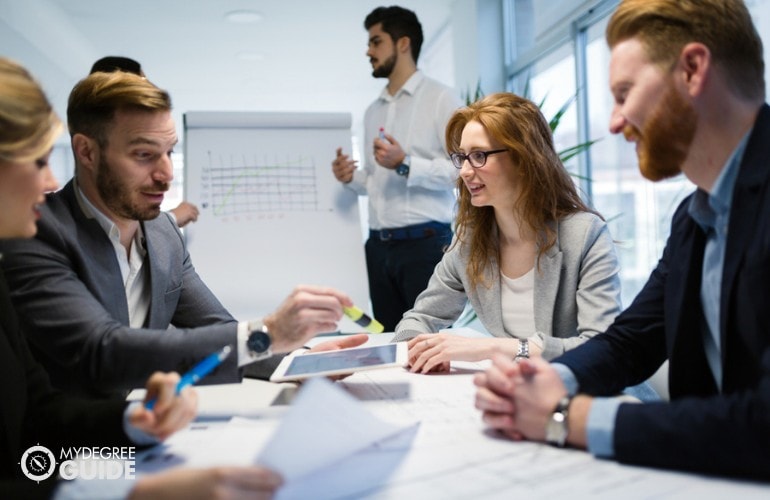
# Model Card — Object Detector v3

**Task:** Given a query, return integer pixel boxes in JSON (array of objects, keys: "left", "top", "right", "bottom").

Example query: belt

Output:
[{"left": 370, "top": 221, "right": 450, "bottom": 241}]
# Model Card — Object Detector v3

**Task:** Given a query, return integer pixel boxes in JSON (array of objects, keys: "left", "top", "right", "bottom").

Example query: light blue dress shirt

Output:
[
  {"left": 689, "top": 134, "right": 747, "bottom": 391},
  {"left": 555, "top": 132, "right": 750, "bottom": 458}
]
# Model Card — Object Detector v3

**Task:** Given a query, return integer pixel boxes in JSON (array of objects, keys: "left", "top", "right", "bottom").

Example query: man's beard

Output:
[
  {"left": 625, "top": 81, "right": 697, "bottom": 182},
  {"left": 372, "top": 51, "right": 397, "bottom": 78},
  {"left": 96, "top": 155, "right": 168, "bottom": 221}
]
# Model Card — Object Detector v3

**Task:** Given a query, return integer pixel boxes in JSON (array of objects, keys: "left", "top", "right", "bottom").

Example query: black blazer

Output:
[
  {"left": 555, "top": 104, "right": 770, "bottom": 480},
  {"left": 0, "top": 268, "right": 128, "bottom": 497}
]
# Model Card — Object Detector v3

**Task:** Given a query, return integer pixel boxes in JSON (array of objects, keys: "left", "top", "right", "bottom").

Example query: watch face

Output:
[
  {"left": 396, "top": 163, "right": 409, "bottom": 176},
  {"left": 546, "top": 411, "right": 568, "bottom": 446},
  {"left": 247, "top": 330, "right": 271, "bottom": 353}
]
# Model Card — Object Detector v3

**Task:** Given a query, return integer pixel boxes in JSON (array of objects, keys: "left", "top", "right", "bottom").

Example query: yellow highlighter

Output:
[{"left": 343, "top": 305, "right": 385, "bottom": 333}]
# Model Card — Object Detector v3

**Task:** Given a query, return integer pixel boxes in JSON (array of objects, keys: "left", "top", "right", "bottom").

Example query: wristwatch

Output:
[
  {"left": 514, "top": 338, "right": 529, "bottom": 360},
  {"left": 246, "top": 320, "right": 273, "bottom": 361},
  {"left": 545, "top": 396, "right": 571, "bottom": 447},
  {"left": 396, "top": 154, "right": 410, "bottom": 177}
]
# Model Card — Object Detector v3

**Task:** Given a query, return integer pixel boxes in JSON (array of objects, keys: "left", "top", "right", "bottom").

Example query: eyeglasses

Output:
[{"left": 450, "top": 149, "right": 507, "bottom": 169}]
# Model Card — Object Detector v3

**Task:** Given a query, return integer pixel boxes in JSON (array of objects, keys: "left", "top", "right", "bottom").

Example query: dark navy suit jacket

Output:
[{"left": 555, "top": 104, "right": 770, "bottom": 480}]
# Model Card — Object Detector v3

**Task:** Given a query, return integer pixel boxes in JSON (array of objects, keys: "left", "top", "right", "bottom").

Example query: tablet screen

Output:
[{"left": 284, "top": 344, "right": 398, "bottom": 377}]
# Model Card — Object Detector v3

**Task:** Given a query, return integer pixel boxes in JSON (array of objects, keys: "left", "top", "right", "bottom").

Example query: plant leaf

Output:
[
  {"left": 549, "top": 94, "right": 577, "bottom": 132},
  {"left": 558, "top": 139, "right": 598, "bottom": 163}
]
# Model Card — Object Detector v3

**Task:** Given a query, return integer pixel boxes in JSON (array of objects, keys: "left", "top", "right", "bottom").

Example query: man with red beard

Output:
[
  {"left": 331, "top": 6, "right": 460, "bottom": 332},
  {"left": 0, "top": 71, "right": 365, "bottom": 399},
  {"left": 474, "top": 0, "right": 770, "bottom": 480}
]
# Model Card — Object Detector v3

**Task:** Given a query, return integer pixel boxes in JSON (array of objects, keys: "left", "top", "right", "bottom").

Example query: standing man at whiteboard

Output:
[
  {"left": 0, "top": 70, "right": 366, "bottom": 399},
  {"left": 332, "top": 5, "right": 461, "bottom": 332}
]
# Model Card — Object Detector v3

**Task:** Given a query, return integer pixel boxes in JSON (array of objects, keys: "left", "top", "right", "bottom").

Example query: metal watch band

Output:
[{"left": 515, "top": 338, "right": 530, "bottom": 360}]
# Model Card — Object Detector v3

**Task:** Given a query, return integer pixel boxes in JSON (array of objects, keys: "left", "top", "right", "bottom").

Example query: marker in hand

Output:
[
  {"left": 144, "top": 345, "right": 233, "bottom": 410},
  {"left": 343, "top": 305, "right": 385, "bottom": 334}
]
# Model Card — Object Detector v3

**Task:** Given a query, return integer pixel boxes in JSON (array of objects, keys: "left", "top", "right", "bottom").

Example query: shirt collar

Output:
[
  {"left": 74, "top": 178, "right": 145, "bottom": 250},
  {"left": 378, "top": 70, "right": 423, "bottom": 102},
  {"left": 689, "top": 132, "right": 750, "bottom": 231}
]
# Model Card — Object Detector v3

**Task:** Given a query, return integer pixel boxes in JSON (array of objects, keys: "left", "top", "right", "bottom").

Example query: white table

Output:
[{"left": 133, "top": 334, "right": 770, "bottom": 499}]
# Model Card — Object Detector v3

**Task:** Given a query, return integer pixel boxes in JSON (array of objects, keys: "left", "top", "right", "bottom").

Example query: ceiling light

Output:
[{"left": 225, "top": 10, "right": 263, "bottom": 23}]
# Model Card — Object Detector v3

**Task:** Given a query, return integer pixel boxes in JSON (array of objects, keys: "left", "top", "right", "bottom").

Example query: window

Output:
[
  {"left": 583, "top": 17, "right": 694, "bottom": 306},
  {"left": 505, "top": 0, "right": 770, "bottom": 307},
  {"left": 525, "top": 44, "right": 581, "bottom": 177}
]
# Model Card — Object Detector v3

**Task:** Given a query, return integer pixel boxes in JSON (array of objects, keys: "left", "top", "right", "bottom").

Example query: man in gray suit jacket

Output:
[{"left": 0, "top": 71, "right": 364, "bottom": 399}]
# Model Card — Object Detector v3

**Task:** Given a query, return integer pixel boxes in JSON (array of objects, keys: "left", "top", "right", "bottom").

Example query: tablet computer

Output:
[{"left": 270, "top": 342, "right": 407, "bottom": 382}]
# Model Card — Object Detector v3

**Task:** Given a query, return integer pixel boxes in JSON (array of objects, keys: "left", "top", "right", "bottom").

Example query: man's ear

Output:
[
  {"left": 677, "top": 42, "right": 711, "bottom": 97},
  {"left": 396, "top": 35, "right": 411, "bottom": 56},
  {"left": 72, "top": 133, "right": 98, "bottom": 172}
]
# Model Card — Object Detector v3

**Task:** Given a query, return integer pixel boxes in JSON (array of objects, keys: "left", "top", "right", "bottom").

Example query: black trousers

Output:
[{"left": 365, "top": 222, "right": 452, "bottom": 332}]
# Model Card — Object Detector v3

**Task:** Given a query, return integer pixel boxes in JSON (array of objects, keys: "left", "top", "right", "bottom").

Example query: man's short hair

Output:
[
  {"left": 67, "top": 71, "right": 171, "bottom": 147},
  {"left": 607, "top": 0, "right": 765, "bottom": 101},
  {"left": 365, "top": 6, "right": 423, "bottom": 63}
]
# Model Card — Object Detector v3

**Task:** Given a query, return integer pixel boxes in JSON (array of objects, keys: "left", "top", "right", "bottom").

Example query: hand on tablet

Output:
[
  {"left": 309, "top": 334, "right": 369, "bottom": 353},
  {"left": 308, "top": 334, "right": 369, "bottom": 381}
]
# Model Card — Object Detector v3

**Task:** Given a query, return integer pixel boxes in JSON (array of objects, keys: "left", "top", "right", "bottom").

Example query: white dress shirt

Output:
[
  {"left": 347, "top": 70, "right": 461, "bottom": 230},
  {"left": 75, "top": 184, "right": 150, "bottom": 329}
]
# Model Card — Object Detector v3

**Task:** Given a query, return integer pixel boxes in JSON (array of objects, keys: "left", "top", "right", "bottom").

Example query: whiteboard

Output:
[{"left": 183, "top": 111, "right": 369, "bottom": 332}]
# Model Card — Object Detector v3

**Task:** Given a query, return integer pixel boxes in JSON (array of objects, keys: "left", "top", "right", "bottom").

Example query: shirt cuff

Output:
[
  {"left": 585, "top": 397, "right": 621, "bottom": 458},
  {"left": 552, "top": 363, "right": 579, "bottom": 396},
  {"left": 123, "top": 402, "right": 160, "bottom": 446},
  {"left": 237, "top": 320, "right": 254, "bottom": 367}
]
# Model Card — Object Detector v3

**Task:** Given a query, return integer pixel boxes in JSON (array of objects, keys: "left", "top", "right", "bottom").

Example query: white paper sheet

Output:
[{"left": 257, "top": 377, "right": 418, "bottom": 481}]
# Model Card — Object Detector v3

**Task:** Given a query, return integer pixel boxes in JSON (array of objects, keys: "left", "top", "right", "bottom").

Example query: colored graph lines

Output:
[{"left": 201, "top": 154, "right": 319, "bottom": 217}]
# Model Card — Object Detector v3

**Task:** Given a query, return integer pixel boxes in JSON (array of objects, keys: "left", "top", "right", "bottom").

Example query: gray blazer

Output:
[
  {"left": 0, "top": 180, "right": 243, "bottom": 398},
  {"left": 394, "top": 212, "right": 622, "bottom": 360}
]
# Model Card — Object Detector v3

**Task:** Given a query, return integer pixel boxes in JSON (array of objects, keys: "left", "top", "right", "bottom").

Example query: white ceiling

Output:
[{"left": 0, "top": 0, "right": 458, "bottom": 144}]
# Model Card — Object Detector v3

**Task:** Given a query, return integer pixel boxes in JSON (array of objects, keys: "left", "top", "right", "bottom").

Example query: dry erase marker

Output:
[
  {"left": 343, "top": 305, "right": 385, "bottom": 333},
  {"left": 145, "top": 345, "right": 232, "bottom": 410},
  {"left": 379, "top": 127, "right": 386, "bottom": 140}
]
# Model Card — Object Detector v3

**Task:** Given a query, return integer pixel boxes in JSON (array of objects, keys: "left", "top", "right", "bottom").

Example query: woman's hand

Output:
[
  {"left": 407, "top": 334, "right": 535, "bottom": 374},
  {"left": 129, "top": 372, "right": 198, "bottom": 441}
]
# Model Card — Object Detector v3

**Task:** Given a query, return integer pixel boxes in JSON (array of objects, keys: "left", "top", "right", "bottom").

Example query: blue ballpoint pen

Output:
[{"left": 144, "top": 345, "right": 233, "bottom": 410}]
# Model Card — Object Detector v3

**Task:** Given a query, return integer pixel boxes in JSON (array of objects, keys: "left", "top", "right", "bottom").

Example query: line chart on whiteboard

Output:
[{"left": 199, "top": 152, "right": 324, "bottom": 217}]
